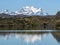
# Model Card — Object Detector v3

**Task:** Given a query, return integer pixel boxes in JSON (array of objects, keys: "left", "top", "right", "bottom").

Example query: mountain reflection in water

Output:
[
  {"left": 0, "top": 33, "right": 42, "bottom": 43},
  {"left": 0, "top": 32, "right": 60, "bottom": 45},
  {"left": 52, "top": 32, "right": 60, "bottom": 43}
]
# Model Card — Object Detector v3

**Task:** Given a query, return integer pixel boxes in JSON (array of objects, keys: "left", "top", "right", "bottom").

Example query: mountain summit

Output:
[
  {"left": 0, "top": 6, "right": 48, "bottom": 16},
  {"left": 15, "top": 6, "right": 48, "bottom": 16}
]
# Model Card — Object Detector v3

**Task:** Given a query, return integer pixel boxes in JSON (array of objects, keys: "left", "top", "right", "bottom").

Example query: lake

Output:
[{"left": 0, "top": 30, "right": 60, "bottom": 45}]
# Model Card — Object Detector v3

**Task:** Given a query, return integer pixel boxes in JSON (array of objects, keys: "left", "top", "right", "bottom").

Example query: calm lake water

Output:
[{"left": 0, "top": 30, "right": 60, "bottom": 45}]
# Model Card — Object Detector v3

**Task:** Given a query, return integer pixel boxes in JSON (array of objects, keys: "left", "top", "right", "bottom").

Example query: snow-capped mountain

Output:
[
  {"left": 0, "top": 6, "right": 48, "bottom": 16},
  {"left": 15, "top": 6, "right": 48, "bottom": 16},
  {"left": 0, "top": 10, "right": 9, "bottom": 14},
  {"left": 0, "top": 10, "right": 16, "bottom": 15}
]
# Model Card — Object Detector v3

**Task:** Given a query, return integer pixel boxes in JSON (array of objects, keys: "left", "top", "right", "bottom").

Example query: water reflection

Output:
[
  {"left": 52, "top": 32, "right": 60, "bottom": 43},
  {"left": 0, "top": 33, "right": 42, "bottom": 43},
  {"left": 0, "top": 32, "right": 60, "bottom": 45}
]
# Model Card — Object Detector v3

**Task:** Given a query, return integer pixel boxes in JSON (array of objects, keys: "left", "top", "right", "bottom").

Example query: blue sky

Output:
[{"left": 0, "top": 0, "right": 60, "bottom": 15}]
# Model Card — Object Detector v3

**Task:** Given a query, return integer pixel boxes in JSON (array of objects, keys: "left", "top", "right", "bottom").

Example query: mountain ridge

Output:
[{"left": 0, "top": 6, "right": 48, "bottom": 16}]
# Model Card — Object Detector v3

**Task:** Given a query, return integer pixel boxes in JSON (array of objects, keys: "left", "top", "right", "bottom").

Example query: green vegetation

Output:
[
  {"left": 0, "top": 11, "right": 60, "bottom": 30},
  {"left": 0, "top": 16, "right": 53, "bottom": 30}
]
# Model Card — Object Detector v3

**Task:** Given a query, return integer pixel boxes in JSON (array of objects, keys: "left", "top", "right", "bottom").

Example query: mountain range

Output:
[{"left": 0, "top": 6, "right": 48, "bottom": 16}]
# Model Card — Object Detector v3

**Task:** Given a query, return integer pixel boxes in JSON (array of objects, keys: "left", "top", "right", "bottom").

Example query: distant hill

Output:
[{"left": 0, "top": 11, "right": 59, "bottom": 30}]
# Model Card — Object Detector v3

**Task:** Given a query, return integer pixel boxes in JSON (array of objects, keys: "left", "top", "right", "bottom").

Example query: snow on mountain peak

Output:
[
  {"left": 15, "top": 6, "right": 48, "bottom": 16},
  {"left": 0, "top": 6, "right": 48, "bottom": 16},
  {"left": 0, "top": 10, "right": 9, "bottom": 14}
]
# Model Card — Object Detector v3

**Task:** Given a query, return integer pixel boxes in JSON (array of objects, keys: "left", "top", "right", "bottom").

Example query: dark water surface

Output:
[{"left": 0, "top": 30, "right": 60, "bottom": 45}]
